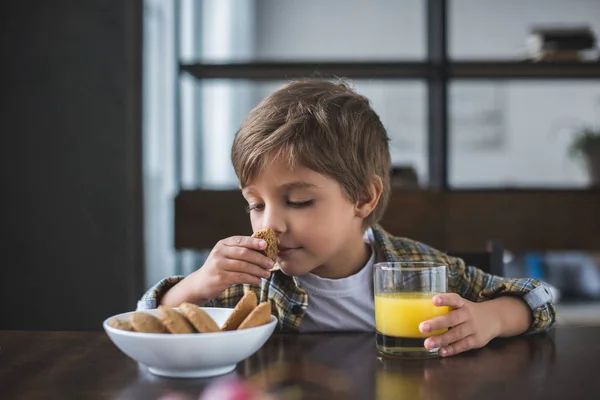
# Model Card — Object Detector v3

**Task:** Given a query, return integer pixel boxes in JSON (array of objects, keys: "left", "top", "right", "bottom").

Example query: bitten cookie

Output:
[
  {"left": 129, "top": 312, "right": 169, "bottom": 334},
  {"left": 251, "top": 228, "right": 278, "bottom": 268},
  {"left": 157, "top": 306, "right": 195, "bottom": 334},
  {"left": 221, "top": 291, "right": 258, "bottom": 331},
  {"left": 179, "top": 302, "right": 220, "bottom": 333},
  {"left": 238, "top": 302, "right": 272, "bottom": 330}
]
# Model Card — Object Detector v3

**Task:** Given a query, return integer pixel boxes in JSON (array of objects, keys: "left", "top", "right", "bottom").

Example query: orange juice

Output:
[{"left": 375, "top": 292, "right": 449, "bottom": 338}]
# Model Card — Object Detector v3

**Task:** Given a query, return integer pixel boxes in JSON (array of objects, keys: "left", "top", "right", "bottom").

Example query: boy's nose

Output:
[{"left": 262, "top": 208, "right": 286, "bottom": 235}]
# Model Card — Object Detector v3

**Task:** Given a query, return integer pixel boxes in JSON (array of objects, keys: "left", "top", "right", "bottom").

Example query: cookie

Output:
[
  {"left": 108, "top": 318, "right": 134, "bottom": 332},
  {"left": 157, "top": 306, "right": 195, "bottom": 334},
  {"left": 179, "top": 302, "right": 220, "bottom": 333},
  {"left": 129, "top": 311, "right": 169, "bottom": 334},
  {"left": 238, "top": 302, "right": 272, "bottom": 330},
  {"left": 251, "top": 228, "right": 278, "bottom": 267},
  {"left": 221, "top": 291, "right": 258, "bottom": 331}
]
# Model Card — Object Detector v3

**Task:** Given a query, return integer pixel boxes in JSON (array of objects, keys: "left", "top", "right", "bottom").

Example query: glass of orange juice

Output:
[{"left": 374, "top": 261, "right": 449, "bottom": 359}]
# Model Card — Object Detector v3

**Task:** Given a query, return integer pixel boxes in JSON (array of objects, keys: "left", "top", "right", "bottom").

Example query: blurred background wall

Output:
[{"left": 0, "top": 0, "right": 143, "bottom": 330}]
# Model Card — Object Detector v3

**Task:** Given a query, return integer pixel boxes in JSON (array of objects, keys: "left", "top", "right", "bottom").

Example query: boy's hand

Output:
[
  {"left": 419, "top": 293, "right": 501, "bottom": 357},
  {"left": 190, "top": 236, "right": 275, "bottom": 301},
  {"left": 161, "top": 236, "right": 275, "bottom": 307}
]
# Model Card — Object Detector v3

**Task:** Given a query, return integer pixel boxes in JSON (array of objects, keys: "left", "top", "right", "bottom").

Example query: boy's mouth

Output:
[{"left": 278, "top": 246, "right": 301, "bottom": 257}]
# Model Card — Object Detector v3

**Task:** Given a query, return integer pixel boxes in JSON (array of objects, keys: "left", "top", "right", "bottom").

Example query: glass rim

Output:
[{"left": 373, "top": 261, "right": 447, "bottom": 271}]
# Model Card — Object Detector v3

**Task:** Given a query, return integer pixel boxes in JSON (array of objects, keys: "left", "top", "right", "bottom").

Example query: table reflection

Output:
[
  {"left": 111, "top": 331, "right": 555, "bottom": 400},
  {"left": 242, "top": 331, "right": 555, "bottom": 400},
  {"left": 376, "top": 332, "right": 555, "bottom": 400}
]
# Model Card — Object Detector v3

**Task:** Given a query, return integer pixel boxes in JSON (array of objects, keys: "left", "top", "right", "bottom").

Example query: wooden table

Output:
[{"left": 1, "top": 327, "right": 599, "bottom": 399}]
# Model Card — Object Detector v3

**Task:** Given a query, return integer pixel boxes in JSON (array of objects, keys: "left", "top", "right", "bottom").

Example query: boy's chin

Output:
[{"left": 276, "top": 260, "right": 315, "bottom": 277}]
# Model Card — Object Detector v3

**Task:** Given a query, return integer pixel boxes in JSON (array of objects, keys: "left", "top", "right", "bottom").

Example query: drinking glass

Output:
[{"left": 374, "top": 261, "right": 449, "bottom": 358}]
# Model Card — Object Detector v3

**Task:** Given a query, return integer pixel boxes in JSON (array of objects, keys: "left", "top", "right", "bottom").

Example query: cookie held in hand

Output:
[{"left": 251, "top": 228, "right": 279, "bottom": 271}]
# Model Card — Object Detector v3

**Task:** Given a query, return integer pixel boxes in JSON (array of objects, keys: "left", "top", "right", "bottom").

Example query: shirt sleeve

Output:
[
  {"left": 448, "top": 257, "right": 557, "bottom": 334},
  {"left": 136, "top": 276, "right": 185, "bottom": 310}
]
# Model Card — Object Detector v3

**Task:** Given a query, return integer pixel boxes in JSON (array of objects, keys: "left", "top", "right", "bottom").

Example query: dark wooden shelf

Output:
[
  {"left": 451, "top": 61, "right": 600, "bottom": 79},
  {"left": 174, "top": 189, "right": 600, "bottom": 252},
  {"left": 180, "top": 61, "right": 430, "bottom": 80},
  {"left": 180, "top": 60, "right": 600, "bottom": 80}
]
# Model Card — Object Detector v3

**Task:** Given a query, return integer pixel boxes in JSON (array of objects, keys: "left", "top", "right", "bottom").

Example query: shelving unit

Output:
[
  {"left": 181, "top": 60, "right": 600, "bottom": 80},
  {"left": 173, "top": 0, "right": 600, "bottom": 260},
  {"left": 177, "top": 0, "right": 600, "bottom": 191}
]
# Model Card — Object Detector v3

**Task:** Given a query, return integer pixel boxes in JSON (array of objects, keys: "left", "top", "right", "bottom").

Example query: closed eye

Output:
[
  {"left": 245, "top": 203, "right": 264, "bottom": 213},
  {"left": 246, "top": 200, "right": 314, "bottom": 213},
  {"left": 287, "top": 200, "right": 314, "bottom": 208}
]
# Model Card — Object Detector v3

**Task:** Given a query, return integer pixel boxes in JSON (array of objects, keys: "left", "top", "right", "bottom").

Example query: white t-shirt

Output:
[{"left": 297, "top": 235, "right": 376, "bottom": 332}]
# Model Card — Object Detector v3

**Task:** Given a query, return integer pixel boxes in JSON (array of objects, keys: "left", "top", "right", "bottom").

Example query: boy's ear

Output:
[{"left": 355, "top": 175, "right": 383, "bottom": 219}]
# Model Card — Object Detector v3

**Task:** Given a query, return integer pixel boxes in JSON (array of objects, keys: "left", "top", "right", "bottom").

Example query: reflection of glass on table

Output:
[
  {"left": 374, "top": 261, "right": 448, "bottom": 359},
  {"left": 376, "top": 357, "right": 425, "bottom": 400}
]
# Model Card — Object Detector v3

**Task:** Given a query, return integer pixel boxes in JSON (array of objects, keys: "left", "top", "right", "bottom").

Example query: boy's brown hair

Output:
[{"left": 231, "top": 79, "right": 391, "bottom": 227}]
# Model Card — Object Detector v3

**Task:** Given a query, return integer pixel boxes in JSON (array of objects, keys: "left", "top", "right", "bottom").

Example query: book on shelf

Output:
[{"left": 526, "top": 25, "right": 598, "bottom": 61}]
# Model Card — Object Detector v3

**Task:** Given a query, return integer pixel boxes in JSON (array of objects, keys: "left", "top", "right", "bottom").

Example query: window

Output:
[
  {"left": 179, "top": 0, "right": 600, "bottom": 190},
  {"left": 183, "top": 0, "right": 425, "bottom": 63},
  {"left": 181, "top": 79, "right": 427, "bottom": 189},
  {"left": 450, "top": 81, "right": 600, "bottom": 188}
]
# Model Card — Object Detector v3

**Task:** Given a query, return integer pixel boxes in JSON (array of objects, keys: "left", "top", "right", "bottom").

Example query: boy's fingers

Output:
[
  {"left": 223, "top": 271, "right": 263, "bottom": 287},
  {"left": 432, "top": 293, "right": 466, "bottom": 308},
  {"left": 222, "top": 236, "right": 267, "bottom": 250},
  {"left": 438, "top": 335, "right": 476, "bottom": 357},
  {"left": 223, "top": 245, "right": 274, "bottom": 269},
  {"left": 424, "top": 323, "right": 472, "bottom": 350},
  {"left": 420, "top": 309, "right": 467, "bottom": 333},
  {"left": 222, "top": 259, "right": 272, "bottom": 280}
]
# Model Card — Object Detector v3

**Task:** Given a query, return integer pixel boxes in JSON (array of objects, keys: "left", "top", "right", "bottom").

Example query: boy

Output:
[{"left": 139, "top": 80, "right": 556, "bottom": 357}]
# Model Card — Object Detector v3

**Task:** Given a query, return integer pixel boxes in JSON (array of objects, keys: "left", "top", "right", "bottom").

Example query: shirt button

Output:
[{"left": 291, "top": 305, "right": 304, "bottom": 315}]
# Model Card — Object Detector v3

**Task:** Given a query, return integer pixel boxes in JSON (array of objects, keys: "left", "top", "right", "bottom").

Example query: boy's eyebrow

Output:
[
  {"left": 279, "top": 181, "right": 319, "bottom": 190},
  {"left": 242, "top": 181, "right": 318, "bottom": 196},
  {"left": 241, "top": 187, "right": 256, "bottom": 196}
]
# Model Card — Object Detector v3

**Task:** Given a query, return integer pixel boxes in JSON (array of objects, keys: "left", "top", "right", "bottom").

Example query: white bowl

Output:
[{"left": 103, "top": 307, "right": 277, "bottom": 378}]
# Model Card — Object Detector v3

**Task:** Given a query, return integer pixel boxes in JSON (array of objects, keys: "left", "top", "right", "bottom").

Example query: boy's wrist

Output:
[
  {"left": 160, "top": 276, "right": 207, "bottom": 307},
  {"left": 484, "top": 296, "right": 531, "bottom": 338},
  {"left": 186, "top": 272, "right": 211, "bottom": 305},
  {"left": 479, "top": 300, "right": 503, "bottom": 338}
]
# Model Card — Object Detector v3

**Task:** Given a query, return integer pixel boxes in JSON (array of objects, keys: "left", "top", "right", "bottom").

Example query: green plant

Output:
[{"left": 568, "top": 126, "right": 600, "bottom": 159}]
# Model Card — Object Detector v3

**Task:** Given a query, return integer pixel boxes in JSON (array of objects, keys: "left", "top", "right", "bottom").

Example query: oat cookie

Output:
[
  {"left": 129, "top": 311, "right": 169, "bottom": 334},
  {"left": 238, "top": 302, "right": 272, "bottom": 330},
  {"left": 179, "top": 302, "right": 220, "bottom": 333},
  {"left": 221, "top": 291, "right": 258, "bottom": 331},
  {"left": 251, "top": 228, "right": 278, "bottom": 269},
  {"left": 108, "top": 318, "right": 134, "bottom": 332},
  {"left": 157, "top": 306, "right": 195, "bottom": 334}
]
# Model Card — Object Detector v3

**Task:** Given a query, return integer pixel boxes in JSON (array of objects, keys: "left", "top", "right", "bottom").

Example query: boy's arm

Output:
[
  {"left": 137, "top": 276, "right": 185, "bottom": 310},
  {"left": 136, "top": 276, "right": 252, "bottom": 311},
  {"left": 448, "top": 257, "right": 556, "bottom": 334},
  {"left": 136, "top": 236, "right": 271, "bottom": 311},
  {"left": 480, "top": 295, "right": 532, "bottom": 338}
]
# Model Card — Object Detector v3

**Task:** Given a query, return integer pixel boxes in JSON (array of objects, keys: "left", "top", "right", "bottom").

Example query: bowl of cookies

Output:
[{"left": 103, "top": 292, "right": 277, "bottom": 378}]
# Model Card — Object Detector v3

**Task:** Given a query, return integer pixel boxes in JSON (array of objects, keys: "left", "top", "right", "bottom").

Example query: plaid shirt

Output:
[{"left": 138, "top": 225, "right": 556, "bottom": 334}]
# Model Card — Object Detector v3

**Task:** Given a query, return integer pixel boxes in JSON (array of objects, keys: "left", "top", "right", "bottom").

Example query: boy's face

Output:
[{"left": 242, "top": 157, "right": 368, "bottom": 278}]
